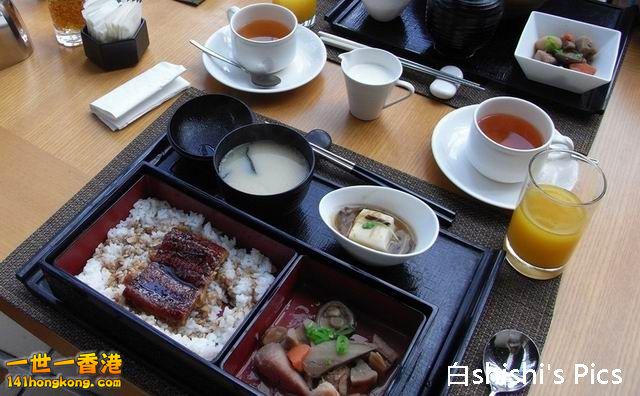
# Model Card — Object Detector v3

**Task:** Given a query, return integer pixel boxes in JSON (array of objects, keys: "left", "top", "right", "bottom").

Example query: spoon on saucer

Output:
[
  {"left": 483, "top": 329, "right": 540, "bottom": 396},
  {"left": 189, "top": 40, "right": 281, "bottom": 88}
]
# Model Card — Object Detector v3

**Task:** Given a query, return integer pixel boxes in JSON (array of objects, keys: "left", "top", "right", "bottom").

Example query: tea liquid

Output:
[
  {"left": 479, "top": 113, "right": 544, "bottom": 150},
  {"left": 237, "top": 20, "right": 290, "bottom": 41}
]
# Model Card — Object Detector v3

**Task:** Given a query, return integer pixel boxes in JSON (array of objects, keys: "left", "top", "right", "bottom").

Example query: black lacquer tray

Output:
[
  {"left": 17, "top": 133, "right": 504, "bottom": 395},
  {"left": 326, "top": 0, "right": 638, "bottom": 113}
]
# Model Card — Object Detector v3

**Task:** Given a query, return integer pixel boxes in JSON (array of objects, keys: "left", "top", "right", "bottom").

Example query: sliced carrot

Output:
[
  {"left": 569, "top": 62, "right": 597, "bottom": 75},
  {"left": 287, "top": 344, "right": 311, "bottom": 372}
]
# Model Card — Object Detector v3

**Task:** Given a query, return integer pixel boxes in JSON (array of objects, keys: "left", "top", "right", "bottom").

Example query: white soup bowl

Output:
[{"left": 319, "top": 186, "right": 439, "bottom": 267}]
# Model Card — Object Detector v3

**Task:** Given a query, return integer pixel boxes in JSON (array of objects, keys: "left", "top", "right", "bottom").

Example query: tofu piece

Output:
[{"left": 348, "top": 209, "right": 395, "bottom": 252}]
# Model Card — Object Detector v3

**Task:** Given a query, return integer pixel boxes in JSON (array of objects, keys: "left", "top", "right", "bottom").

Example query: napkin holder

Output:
[{"left": 81, "top": 18, "right": 149, "bottom": 71}]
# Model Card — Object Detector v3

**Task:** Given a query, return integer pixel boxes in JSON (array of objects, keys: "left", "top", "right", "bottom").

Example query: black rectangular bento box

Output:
[{"left": 36, "top": 163, "right": 437, "bottom": 395}]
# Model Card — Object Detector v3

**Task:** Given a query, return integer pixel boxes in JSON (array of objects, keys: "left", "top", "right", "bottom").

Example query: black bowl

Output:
[
  {"left": 168, "top": 94, "right": 254, "bottom": 162},
  {"left": 213, "top": 123, "right": 315, "bottom": 214}
]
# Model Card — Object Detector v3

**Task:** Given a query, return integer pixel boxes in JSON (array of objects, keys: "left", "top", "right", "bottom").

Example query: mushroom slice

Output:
[
  {"left": 317, "top": 301, "right": 355, "bottom": 331},
  {"left": 303, "top": 341, "right": 376, "bottom": 378}
]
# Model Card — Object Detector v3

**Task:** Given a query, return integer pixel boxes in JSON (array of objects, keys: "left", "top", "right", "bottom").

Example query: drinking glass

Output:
[
  {"left": 504, "top": 149, "right": 606, "bottom": 280},
  {"left": 273, "top": 0, "right": 317, "bottom": 27},
  {"left": 47, "top": 0, "right": 85, "bottom": 47}
]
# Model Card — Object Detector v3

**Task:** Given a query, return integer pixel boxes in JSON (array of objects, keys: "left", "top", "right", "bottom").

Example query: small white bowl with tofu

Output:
[{"left": 319, "top": 186, "right": 439, "bottom": 266}]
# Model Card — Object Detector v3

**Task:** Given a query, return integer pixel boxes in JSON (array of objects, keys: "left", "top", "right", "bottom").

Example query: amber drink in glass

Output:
[{"left": 48, "top": 0, "right": 85, "bottom": 47}]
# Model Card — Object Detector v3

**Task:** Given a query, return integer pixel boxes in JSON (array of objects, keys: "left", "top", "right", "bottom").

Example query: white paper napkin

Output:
[
  {"left": 90, "top": 62, "right": 190, "bottom": 131},
  {"left": 83, "top": 0, "right": 142, "bottom": 44}
]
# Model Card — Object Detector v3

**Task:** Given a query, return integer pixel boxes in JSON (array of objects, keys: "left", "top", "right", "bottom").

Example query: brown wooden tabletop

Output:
[{"left": 1, "top": 0, "right": 639, "bottom": 394}]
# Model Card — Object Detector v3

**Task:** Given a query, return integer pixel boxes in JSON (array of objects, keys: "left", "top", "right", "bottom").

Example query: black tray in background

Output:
[
  {"left": 17, "top": 136, "right": 504, "bottom": 395},
  {"left": 325, "top": 0, "right": 638, "bottom": 114}
]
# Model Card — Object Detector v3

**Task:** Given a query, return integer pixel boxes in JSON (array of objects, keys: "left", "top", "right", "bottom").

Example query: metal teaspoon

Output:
[
  {"left": 483, "top": 329, "right": 540, "bottom": 396},
  {"left": 189, "top": 40, "right": 281, "bottom": 88}
]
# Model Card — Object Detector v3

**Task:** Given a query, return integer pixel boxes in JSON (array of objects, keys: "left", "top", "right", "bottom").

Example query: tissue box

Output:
[{"left": 82, "top": 19, "right": 149, "bottom": 71}]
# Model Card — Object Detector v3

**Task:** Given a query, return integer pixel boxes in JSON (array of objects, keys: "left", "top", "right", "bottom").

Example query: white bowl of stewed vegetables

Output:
[
  {"left": 319, "top": 186, "right": 439, "bottom": 267},
  {"left": 514, "top": 12, "right": 621, "bottom": 94}
]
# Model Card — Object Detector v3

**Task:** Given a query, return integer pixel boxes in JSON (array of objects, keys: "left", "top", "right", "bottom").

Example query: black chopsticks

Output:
[{"left": 310, "top": 142, "right": 456, "bottom": 227}]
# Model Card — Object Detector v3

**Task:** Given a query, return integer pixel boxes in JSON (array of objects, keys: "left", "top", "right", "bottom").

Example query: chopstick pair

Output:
[
  {"left": 318, "top": 31, "right": 484, "bottom": 91},
  {"left": 310, "top": 142, "right": 456, "bottom": 227}
]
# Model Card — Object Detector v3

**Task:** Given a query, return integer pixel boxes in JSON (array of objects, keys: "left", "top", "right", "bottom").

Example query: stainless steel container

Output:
[{"left": 0, "top": 0, "right": 33, "bottom": 70}]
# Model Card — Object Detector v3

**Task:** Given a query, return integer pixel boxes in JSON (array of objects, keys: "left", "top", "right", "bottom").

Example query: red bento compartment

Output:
[
  {"left": 53, "top": 173, "right": 297, "bottom": 276},
  {"left": 222, "top": 255, "right": 427, "bottom": 395}
]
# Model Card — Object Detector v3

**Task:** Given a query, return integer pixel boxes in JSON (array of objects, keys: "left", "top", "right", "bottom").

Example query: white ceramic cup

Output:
[
  {"left": 227, "top": 4, "right": 297, "bottom": 75},
  {"left": 466, "top": 96, "right": 574, "bottom": 184},
  {"left": 362, "top": 0, "right": 412, "bottom": 22},
  {"left": 339, "top": 48, "right": 415, "bottom": 121}
]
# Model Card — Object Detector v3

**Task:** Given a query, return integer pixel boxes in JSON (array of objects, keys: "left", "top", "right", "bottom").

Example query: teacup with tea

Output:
[
  {"left": 227, "top": 3, "right": 298, "bottom": 75},
  {"left": 466, "top": 96, "right": 574, "bottom": 183}
]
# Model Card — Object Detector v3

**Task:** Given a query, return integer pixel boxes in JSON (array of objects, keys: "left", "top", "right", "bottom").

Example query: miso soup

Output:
[{"left": 219, "top": 140, "right": 309, "bottom": 196}]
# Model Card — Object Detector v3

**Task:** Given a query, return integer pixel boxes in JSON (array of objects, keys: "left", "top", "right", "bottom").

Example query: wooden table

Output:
[{"left": 1, "top": 1, "right": 639, "bottom": 394}]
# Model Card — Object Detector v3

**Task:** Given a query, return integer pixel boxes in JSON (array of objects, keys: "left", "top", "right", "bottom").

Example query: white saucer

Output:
[
  {"left": 202, "top": 25, "right": 327, "bottom": 94},
  {"left": 431, "top": 105, "right": 522, "bottom": 210}
]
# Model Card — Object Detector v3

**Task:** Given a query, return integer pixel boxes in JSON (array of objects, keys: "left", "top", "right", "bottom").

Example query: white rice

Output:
[{"left": 76, "top": 198, "right": 276, "bottom": 360}]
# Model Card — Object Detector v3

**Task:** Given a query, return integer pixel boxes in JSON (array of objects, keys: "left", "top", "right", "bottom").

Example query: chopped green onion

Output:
[
  {"left": 362, "top": 221, "right": 377, "bottom": 229},
  {"left": 304, "top": 323, "right": 357, "bottom": 345},
  {"left": 336, "top": 335, "right": 349, "bottom": 355},
  {"left": 305, "top": 324, "right": 336, "bottom": 345}
]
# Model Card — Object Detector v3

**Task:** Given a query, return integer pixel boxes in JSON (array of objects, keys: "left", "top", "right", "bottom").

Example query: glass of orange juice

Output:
[
  {"left": 505, "top": 149, "right": 606, "bottom": 280},
  {"left": 273, "top": 0, "right": 317, "bottom": 27}
]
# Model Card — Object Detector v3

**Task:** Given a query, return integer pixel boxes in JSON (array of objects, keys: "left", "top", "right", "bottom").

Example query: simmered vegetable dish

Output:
[
  {"left": 533, "top": 33, "right": 598, "bottom": 75},
  {"left": 253, "top": 300, "right": 399, "bottom": 395}
]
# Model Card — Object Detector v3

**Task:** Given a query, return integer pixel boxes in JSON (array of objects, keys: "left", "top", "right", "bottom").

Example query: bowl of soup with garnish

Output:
[
  {"left": 213, "top": 123, "right": 315, "bottom": 214},
  {"left": 319, "top": 186, "right": 439, "bottom": 267}
]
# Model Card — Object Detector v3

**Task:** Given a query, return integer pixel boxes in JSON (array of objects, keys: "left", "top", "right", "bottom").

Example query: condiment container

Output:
[{"left": 81, "top": 18, "right": 149, "bottom": 70}]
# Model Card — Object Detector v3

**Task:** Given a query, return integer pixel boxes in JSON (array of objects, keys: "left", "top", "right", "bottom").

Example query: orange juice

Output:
[
  {"left": 273, "top": 0, "right": 317, "bottom": 22},
  {"left": 507, "top": 184, "right": 587, "bottom": 269}
]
